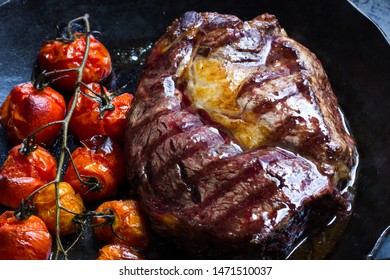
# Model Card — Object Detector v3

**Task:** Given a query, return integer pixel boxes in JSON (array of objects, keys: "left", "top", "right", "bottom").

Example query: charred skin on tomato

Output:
[
  {"left": 0, "top": 144, "right": 57, "bottom": 209},
  {"left": 0, "top": 211, "right": 52, "bottom": 260},
  {"left": 97, "top": 244, "right": 143, "bottom": 260},
  {"left": 64, "top": 135, "right": 126, "bottom": 201},
  {"left": 37, "top": 34, "right": 112, "bottom": 92},
  {"left": 68, "top": 83, "right": 133, "bottom": 143},
  {"left": 93, "top": 200, "right": 149, "bottom": 251},
  {"left": 0, "top": 82, "right": 66, "bottom": 146},
  {"left": 33, "top": 182, "right": 85, "bottom": 236}
]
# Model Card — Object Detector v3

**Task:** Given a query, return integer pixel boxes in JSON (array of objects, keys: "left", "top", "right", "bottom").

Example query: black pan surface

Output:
[{"left": 0, "top": 0, "right": 389, "bottom": 260}]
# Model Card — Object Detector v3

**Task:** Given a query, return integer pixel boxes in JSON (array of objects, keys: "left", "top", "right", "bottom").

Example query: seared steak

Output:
[{"left": 125, "top": 12, "right": 356, "bottom": 258}]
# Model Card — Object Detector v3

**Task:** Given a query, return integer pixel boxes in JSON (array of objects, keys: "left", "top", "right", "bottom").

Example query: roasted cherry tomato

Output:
[
  {"left": 33, "top": 182, "right": 85, "bottom": 236},
  {"left": 0, "top": 211, "right": 52, "bottom": 260},
  {"left": 0, "top": 82, "right": 66, "bottom": 146},
  {"left": 69, "top": 82, "right": 133, "bottom": 142},
  {"left": 64, "top": 135, "right": 126, "bottom": 202},
  {"left": 37, "top": 33, "right": 112, "bottom": 92},
  {"left": 93, "top": 200, "right": 149, "bottom": 250},
  {"left": 0, "top": 144, "right": 57, "bottom": 209},
  {"left": 97, "top": 244, "right": 143, "bottom": 260}
]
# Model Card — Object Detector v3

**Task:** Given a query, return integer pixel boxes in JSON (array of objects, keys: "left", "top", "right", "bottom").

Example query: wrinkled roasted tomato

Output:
[
  {"left": 69, "top": 82, "right": 133, "bottom": 142},
  {"left": 33, "top": 182, "right": 85, "bottom": 236},
  {"left": 93, "top": 200, "right": 149, "bottom": 250},
  {"left": 37, "top": 33, "right": 112, "bottom": 92},
  {"left": 97, "top": 244, "right": 143, "bottom": 260},
  {"left": 0, "top": 82, "right": 66, "bottom": 146},
  {"left": 64, "top": 135, "right": 126, "bottom": 201},
  {"left": 0, "top": 211, "right": 52, "bottom": 260},
  {"left": 0, "top": 144, "right": 57, "bottom": 209}
]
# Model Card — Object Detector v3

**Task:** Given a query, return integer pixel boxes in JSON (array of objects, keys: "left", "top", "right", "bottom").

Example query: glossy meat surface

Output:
[{"left": 125, "top": 12, "right": 355, "bottom": 258}]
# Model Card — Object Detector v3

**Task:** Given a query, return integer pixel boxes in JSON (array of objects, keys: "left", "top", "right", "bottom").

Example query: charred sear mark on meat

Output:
[{"left": 125, "top": 12, "right": 356, "bottom": 259}]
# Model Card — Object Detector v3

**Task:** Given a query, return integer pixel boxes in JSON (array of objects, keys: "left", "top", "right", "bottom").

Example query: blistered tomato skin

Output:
[
  {"left": 93, "top": 200, "right": 149, "bottom": 250},
  {"left": 97, "top": 244, "right": 143, "bottom": 260},
  {"left": 64, "top": 135, "right": 126, "bottom": 201},
  {"left": 33, "top": 182, "right": 85, "bottom": 236},
  {"left": 0, "top": 145, "right": 57, "bottom": 209},
  {"left": 0, "top": 211, "right": 52, "bottom": 260},
  {"left": 37, "top": 34, "right": 112, "bottom": 92},
  {"left": 69, "top": 82, "right": 133, "bottom": 142},
  {"left": 0, "top": 82, "right": 66, "bottom": 146}
]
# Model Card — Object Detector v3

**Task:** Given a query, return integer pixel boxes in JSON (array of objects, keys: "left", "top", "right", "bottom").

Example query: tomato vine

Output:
[{"left": 12, "top": 14, "right": 116, "bottom": 260}]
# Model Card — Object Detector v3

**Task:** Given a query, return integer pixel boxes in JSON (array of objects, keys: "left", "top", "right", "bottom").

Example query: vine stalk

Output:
[{"left": 52, "top": 14, "right": 91, "bottom": 259}]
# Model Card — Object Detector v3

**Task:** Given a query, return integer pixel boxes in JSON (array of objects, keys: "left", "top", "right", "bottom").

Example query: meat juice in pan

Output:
[{"left": 124, "top": 12, "right": 359, "bottom": 259}]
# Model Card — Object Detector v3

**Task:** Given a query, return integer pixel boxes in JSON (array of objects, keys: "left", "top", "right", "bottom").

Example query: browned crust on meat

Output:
[{"left": 125, "top": 12, "right": 355, "bottom": 259}]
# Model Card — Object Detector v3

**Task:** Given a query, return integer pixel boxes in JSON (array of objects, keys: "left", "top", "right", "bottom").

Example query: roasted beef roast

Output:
[{"left": 124, "top": 12, "right": 356, "bottom": 259}]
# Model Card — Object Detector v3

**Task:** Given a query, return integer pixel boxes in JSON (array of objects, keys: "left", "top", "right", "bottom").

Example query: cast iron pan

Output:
[{"left": 0, "top": 0, "right": 389, "bottom": 260}]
